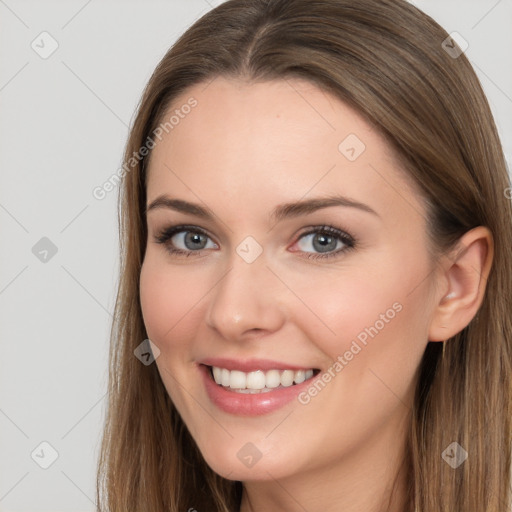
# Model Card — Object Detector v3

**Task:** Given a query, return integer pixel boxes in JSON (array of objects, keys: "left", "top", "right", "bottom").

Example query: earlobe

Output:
[{"left": 428, "top": 226, "right": 494, "bottom": 342}]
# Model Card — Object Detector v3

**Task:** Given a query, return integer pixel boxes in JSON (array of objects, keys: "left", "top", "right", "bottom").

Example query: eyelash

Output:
[{"left": 153, "top": 224, "right": 356, "bottom": 260}]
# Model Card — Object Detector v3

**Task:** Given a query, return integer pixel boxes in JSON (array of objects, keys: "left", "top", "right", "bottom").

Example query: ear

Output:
[{"left": 428, "top": 226, "right": 494, "bottom": 342}]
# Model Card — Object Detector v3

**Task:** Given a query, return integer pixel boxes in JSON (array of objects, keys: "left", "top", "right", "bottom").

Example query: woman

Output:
[{"left": 96, "top": 0, "right": 512, "bottom": 510}]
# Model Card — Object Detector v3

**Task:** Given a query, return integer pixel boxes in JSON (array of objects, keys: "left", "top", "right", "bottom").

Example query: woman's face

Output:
[{"left": 140, "top": 76, "right": 438, "bottom": 482}]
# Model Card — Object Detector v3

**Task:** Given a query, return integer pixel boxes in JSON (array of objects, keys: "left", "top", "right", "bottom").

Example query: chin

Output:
[{"left": 193, "top": 435, "right": 303, "bottom": 482}]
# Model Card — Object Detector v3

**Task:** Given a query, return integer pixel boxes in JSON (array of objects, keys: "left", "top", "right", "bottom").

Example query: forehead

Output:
[{"left": 145, "top": 76, "right": 425, "bottom": 225}]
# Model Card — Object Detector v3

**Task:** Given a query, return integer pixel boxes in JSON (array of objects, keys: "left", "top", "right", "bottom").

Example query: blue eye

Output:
[
  {"left": 294, "top": 226, "right": 355, "bottom": 259},
  {"left": 153, "top": 224, "right": 356, "bottom": 260},
  {"left": 154, "top": 225, "right": 217, "bottom": 257}
]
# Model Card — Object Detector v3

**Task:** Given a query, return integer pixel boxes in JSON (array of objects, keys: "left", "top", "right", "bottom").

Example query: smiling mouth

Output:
[{"left": 207, "top": 365, "right": 321, "bottom": 394}]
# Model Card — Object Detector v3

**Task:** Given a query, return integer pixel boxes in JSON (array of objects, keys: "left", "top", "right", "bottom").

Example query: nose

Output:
[{"left": 205, "top": 252, "right": 287, "bottom": 342}]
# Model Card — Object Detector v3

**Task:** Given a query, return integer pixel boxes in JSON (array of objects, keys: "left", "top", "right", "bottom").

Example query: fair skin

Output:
[{"left": 139, "top": 76, "right": 493, "bottom": 512}]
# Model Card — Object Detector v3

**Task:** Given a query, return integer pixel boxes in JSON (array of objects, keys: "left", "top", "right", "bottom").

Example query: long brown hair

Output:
[{"left": 96, "top": 0, "right": 512, "bottom": 510}]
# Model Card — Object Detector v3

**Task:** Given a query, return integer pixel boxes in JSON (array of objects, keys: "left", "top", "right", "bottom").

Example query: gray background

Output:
[{"left": 0, "top": 1, "right": 511, "bottom": 510}]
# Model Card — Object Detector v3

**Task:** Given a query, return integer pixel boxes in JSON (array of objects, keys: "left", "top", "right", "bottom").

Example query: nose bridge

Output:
[{"left": 205, "top": 248, "right": 285, "bottom": 340}]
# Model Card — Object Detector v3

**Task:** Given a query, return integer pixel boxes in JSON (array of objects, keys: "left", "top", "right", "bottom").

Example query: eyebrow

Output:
[{"left": 146, "top": 193, "right": 379, "bottom": 222}]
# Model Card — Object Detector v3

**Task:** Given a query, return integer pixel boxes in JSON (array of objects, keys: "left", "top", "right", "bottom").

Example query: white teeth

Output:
[
  {"left": 265, "top": 369, "right": 281, "bottom": 388},
  {"left": 235, "top": 387, "right": 274, "bottom": 394},
  {"left": 210, "top": 366, "right": 316, "bottom": 391},
  {"left": 230, "top": 370, "right": 246, "bottom": 389},
  {"left": 212, "top": 366, "right": 222, "bottom": 383},
  {"left": 294, "top": 369, "right": 306, "bottom": 384},
  {"left": 281, "top": 370, "right": 294, "bottom": 387},
  {"left": 221, "top": 368, "right": 230, "bottom": 387},
  {"left": 246, "top": 370, "right": 266, "bottom": 389}
]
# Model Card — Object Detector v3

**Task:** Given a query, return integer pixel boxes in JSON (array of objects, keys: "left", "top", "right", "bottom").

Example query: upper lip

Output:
[{"left": 199, "top": 357, "right": 317, "bottom": 373}]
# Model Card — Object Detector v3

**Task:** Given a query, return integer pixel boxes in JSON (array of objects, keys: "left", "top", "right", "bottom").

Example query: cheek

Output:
[
  {"left": 285, "top": 267, "right": 400, "bottom": 357},
  {"left": 139, "top": 258, "right": 196, "bottom": 350},
  {"left": 286, "top": 253, "right": 431, "bottom": 368}
]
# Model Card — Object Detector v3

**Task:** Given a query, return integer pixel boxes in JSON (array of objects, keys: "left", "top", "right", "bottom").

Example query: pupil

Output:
[
  {"left": 313, "top": 234, "right": 336, "bottom": 253},
  {"left": 185, "top": 232, "right": 206, "bottom": 250}
]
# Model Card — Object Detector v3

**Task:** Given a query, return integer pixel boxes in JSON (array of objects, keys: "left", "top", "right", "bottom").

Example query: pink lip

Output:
[
  {"left": 199, "top": 357, "right": 314, "bottom": 372},
  {"left": 198, "top": 363, "right": 318, "bottom": 416}
]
